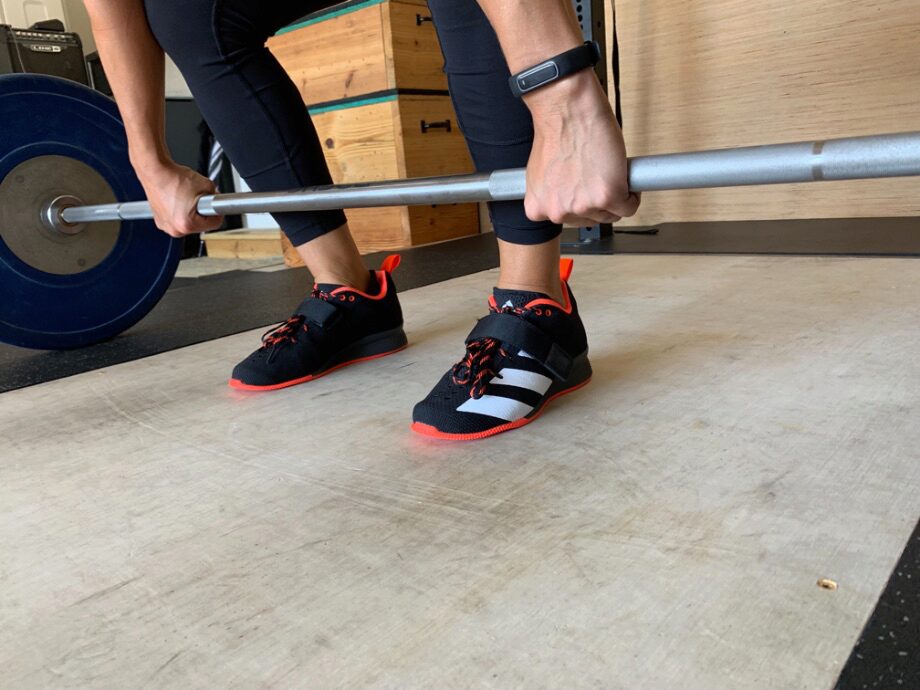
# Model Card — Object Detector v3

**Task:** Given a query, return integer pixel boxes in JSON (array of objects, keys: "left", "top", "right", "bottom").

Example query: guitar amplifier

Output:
[
  {"left": 86, "top": 51, "right": 112, "bottom": 96},
  {"left": 0, "top": 24, "right": 89, "bottom": 85}
]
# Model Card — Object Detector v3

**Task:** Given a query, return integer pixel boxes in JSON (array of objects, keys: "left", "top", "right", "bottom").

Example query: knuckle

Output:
[
  {"left": 598, "top": 188, "right": 621, "bottom": 208},
  {"left": 601, "top": 194, "right": 619, "bottom": 210},
  {"left": 573, "top": 203, "right": 593, "bottom": 218},
  {"left": 524, "top": 200, "right": 547, "bottom": 222}
]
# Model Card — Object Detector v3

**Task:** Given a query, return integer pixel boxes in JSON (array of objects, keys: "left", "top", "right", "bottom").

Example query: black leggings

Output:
[{"left": 144, "top": 0, "right": 560, "bottom": 247}]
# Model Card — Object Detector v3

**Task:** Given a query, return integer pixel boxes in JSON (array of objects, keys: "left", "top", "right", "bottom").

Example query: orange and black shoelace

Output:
[{"left": 260, "top": 287, "right": 337, "bottom": 353}]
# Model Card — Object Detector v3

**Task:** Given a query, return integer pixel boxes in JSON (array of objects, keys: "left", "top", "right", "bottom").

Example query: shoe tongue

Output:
[
  {"left": 294, "top": 285, "right": 341, "bottom": 315},
  {"left": 493, "top": 287, "right": 550, "bottom": 311},
  {"left": 311, "top": 271, "right": 379, "bottom": 301}
]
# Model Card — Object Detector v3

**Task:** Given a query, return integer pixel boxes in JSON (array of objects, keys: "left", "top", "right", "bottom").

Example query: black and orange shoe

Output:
[
  {"left": 411, "top": 259, "right": 592, "bottom": 440},
  {"left": 229, "top": 255, "right": 407, "bottom": 391}
]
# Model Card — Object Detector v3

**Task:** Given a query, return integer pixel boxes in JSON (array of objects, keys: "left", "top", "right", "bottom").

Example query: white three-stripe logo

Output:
[{"left": 456, "top": 366, "right": 552, "bottom": 421}]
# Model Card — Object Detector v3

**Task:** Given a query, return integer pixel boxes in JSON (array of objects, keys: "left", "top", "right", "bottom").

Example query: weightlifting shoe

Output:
[
  {"left": 229, "top": 255, "right": 407, "bottom": 391},
  {"left": 411, "top": 259, "right": 592, "bottom": 440}
]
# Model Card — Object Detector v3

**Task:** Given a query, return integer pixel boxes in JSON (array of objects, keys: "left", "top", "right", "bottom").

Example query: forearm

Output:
[
  {"left": 476, "top": 0, "right": 638, "bottom": 226},
  {"left": 475, "top": 0, "right": 606, "bottom": 118},
  {"left": 83, "top": 0, "right": 170, "bottom": 173}
]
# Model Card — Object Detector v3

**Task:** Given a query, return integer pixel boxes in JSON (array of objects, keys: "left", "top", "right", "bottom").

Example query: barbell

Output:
[
  {"left": 2, "top": 73, "right": 919, "bottom": 351},
  {"left": 51, "top": 131, "right": 920, "bottom": 227}
]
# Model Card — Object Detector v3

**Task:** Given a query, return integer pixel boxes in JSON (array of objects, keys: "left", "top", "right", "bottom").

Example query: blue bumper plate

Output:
[{"left": 0, "top": 74, "right": 180, "bottom": 350}]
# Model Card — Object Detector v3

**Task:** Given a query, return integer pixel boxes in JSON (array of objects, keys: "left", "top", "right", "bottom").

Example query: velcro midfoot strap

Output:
[
  {"left": 466, "top": 312, "right": 573, "bottom": 380},
  {"left": 299, "top": 298, "right": 340, "bottom": 328}
]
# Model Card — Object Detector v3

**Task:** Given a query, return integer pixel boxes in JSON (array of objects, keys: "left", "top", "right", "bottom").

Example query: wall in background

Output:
[
  {"left": 607, "top": 0, "right": 920, "bottom": 226},
  {"left": 62, "top": 1, "right": 94, "bottom": 52},
  {"left": 64, "top": 0, "right": 192, "bottom": 98},
  {"left": 0, "top": 0, "right": 64, "bottom": 28}
]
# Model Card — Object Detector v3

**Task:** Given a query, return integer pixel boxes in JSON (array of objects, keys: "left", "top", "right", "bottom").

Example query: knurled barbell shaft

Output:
[{"left": 58, "top": 131, "right": 920, "bottom": 226}]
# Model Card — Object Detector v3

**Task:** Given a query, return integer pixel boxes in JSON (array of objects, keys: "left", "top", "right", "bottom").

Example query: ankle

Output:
[
  {"left": 295, "top": 224, "right": 372, "bottom": 290},
  {"left": 313, "top": 268, "right": 373, "bottom": 291}
]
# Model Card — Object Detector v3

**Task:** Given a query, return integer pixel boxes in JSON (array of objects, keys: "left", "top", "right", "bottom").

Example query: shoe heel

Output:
[{"left": 568, "top": 350, "right": 593, "bottom": 387}]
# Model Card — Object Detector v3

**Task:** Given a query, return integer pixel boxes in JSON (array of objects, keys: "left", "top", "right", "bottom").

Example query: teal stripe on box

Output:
[
  {"left": 307, "top": 92, "right": 399, "bottom": 115},
  {"left": 276, "top": 0, "right": 386, "bottom": 35},
  {"left": 304, "top": 89, "right": 448, "bottom": 114}
]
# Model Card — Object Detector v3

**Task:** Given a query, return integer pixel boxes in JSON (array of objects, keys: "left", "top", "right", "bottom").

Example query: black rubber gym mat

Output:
[
  {"left": 564, "top": 217, "right": 920, "bottom": 256},
  {"left": 4, "top": 217, "right": 920, "bottom": 393},
  {"left": 834, "top": 517, "right": 920, "bottom": 689},
  {"left": 0, "top": 234, "right": 498, "bottom": 393}
]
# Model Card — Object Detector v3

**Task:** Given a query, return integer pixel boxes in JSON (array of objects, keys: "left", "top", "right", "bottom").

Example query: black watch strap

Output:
[{"left": 508, "top": 41, "right": 601, "bottom": 99}]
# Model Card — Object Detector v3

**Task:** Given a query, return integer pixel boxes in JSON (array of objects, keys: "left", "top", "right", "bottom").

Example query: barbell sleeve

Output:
[{"left": 58, "top": 131, "right": 920, "bottom": 226}]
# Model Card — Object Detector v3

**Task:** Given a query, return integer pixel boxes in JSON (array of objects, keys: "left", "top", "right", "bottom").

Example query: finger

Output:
[
  {"left": 170, "top": 214, "right": 205, "bottom": 237},
  {"left": 594, "top": 211, "right": 622, "bottom": 224},
  {"left": 562, "top": 214, "right": 604, "bottom": 228},
  {"left": 185, "top": 195, "right": 221, "bottom": 232},
  {"left": 153, "top": 219, "right": 181, "bottom": 238},
  {"left": 524, "top": 197, "right": 550, "bottom": 223},
  {"left": 198, "top": 214, "right": 224, "bottom": 232},
  {"left": 616, "top": 192, "right": 641, "bottom": 218},
  {"left": 562, "top": 212, "right": 621, "bottom": 227},
  {"left": 181, "top": 218, "right": 210, "bottom": 235},
  {"left": 193, "top": 216, "right": 224, "bottom": 233}
]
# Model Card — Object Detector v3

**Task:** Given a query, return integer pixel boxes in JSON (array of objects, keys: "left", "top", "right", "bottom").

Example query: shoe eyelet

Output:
[
  {"left": 339, "top": 295, "right": 347, "bottom": 301},
  {"left": 349, "top": 295, "right": 356, "bottom": 302},
  {"left": 534, "top": 308, "right": 543, "bottom": 316},
  {"left": 545, "top": 309, "right": 553, "bottom": 316}
]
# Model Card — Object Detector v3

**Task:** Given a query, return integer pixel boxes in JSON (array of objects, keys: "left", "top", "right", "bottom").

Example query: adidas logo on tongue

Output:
[{"left": 494, "top": 288, "right": 548, "bottom": 311}]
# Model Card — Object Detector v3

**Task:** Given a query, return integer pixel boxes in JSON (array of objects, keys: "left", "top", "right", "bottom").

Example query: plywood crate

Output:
[
  {"left": 204, "top": 230, "right": 284, "bottom": 259},
  {"left": 310, "top": 93, "right": 478, "bottom": 252},
  {"left": 267, "top": 0, "right": 480, "bottom": 260},
  {"left": 268, "top": 0, "right": 447, "bottom": 105}
]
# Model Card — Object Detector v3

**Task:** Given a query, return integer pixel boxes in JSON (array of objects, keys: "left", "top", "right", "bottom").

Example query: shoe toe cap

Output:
[
  {"left": 411, "top": 397, "right": 442, "bottom": 426},
  {"left": 230, "top": 354, "right": 281, "bottom": 388}
]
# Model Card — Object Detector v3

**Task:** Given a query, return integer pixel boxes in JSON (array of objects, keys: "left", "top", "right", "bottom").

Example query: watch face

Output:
[{"left": 518, "top": 63, "right": 560, "bottom": 92}]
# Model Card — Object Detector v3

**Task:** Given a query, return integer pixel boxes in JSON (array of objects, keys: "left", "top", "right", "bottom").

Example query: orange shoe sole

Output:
[{"left": 228, "top": 343, "right": 408, "bottom": 392}]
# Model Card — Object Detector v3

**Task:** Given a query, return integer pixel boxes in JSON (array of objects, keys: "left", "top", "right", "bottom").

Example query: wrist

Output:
[
  {"left": 524, "top": 70, "right": 611, "bottom": 122},
  {"left": 129, "top": 143, "right": 174, "bottom": 180},
  {"left": 131, "top": 154, "right": 177, "bottom": 188}
]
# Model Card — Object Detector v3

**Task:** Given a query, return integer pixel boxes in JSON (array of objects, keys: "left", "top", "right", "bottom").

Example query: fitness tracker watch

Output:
[{"left": 508, "top": 41, "right": 602, "bottom": 98}]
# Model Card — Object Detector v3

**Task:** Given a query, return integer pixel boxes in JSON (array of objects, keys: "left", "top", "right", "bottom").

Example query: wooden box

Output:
[
  {"left": 267, "top": 0, "right": 480, "bottom": 256},
  {"left": 309, "top": 93, "right": 479, "bottom": 253},
  {"left": 204, "top": 230, "right": 284, "bottom": 259},
  {"left": 268, "top": 0, "right": 447, "bottom": 107}
]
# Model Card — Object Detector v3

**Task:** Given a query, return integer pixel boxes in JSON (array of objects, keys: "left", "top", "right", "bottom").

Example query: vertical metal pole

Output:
[{"left": 572, "top": 0, "right": 614, "bottom": 244}]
